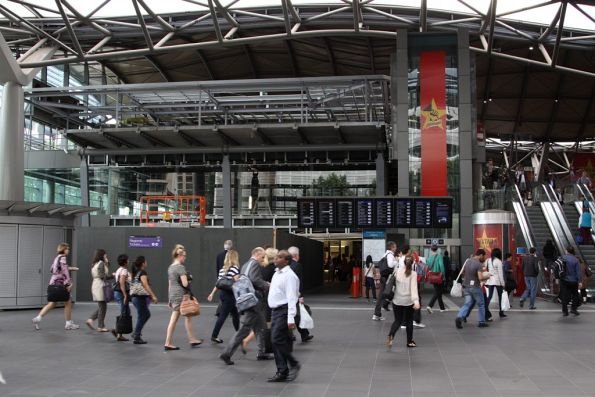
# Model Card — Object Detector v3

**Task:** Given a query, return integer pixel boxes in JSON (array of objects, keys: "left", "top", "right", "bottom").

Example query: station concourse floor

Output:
[{"left": 3, "top": 293, "right": 595, "bottom": 397}]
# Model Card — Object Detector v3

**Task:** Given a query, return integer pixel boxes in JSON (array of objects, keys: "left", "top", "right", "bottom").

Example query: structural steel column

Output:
[
  {"left": 393, "top": 29, "right": 409, "bottom": 197},
  {"left": 80, "top": 155, "right": 90, "bottom": 227},
  {"left": 376, "top": 152, "right": 386, "bottom": 195},
  {"left": 458, "top": 29, "right": 475, "bottom": 260},
  {"left": 222, "top": 155, "right": 232, "bottom": 228},
  {"left": 0, "top": 81, "right": 25, "bottom": 201}
]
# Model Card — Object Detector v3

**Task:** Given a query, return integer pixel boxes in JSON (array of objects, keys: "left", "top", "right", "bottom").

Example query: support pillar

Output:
[
  {"left": 222, "top": 155, "right": 232, "bottom": 228},
  {"left": 80, "top": 155, "right": 90, "bottom": 226},
  {"left": 375, "top": 152, "right": 386, "bottom": 195},
  {"left": 0, "top": 81, "right": 24, "bottom": 201},
  {"left": 393, "top": 29, "right": 409, "bottom": 197}
]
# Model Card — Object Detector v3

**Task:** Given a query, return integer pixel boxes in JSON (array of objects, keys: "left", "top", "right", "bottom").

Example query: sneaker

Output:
[
  {"left": 413, "top": 322, "right": 426, "bottom": 329},
  {"left": 478, "top": 322, "right": 489, "bottom": 328},
  {"left": 455, "top": 317, "right": 463, "bottom": 329},
  {"left": 426, "top": 306, "right": 433, "bottom": 314},
  {"left": 519, "top": 300, "right": 524, "bottom": 308},
  {"left": 400, "top": 325, "right": 406, "bottom": 329},
  {"left": 372, "top": 315, "right": 385, "bottom": 321},
  {"left": 32, "top": 316, "right": 41, "bottom": 330},
  {"left": 372, "top": 299, "right": 377, "bottom": 304},
  {"left": 65, "top": 322, "right": 80, "bottom": 330},
  {"left": 570, "top": 310, "right": 580, "bottom": 316},
  {"left": 529, "top": 306, "right": 537, "bottom": 310},
  {"left": 440, "top": 309, "right": 446, "bottom": 313}
]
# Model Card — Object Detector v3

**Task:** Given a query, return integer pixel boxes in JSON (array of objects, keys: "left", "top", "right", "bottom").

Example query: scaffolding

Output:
[{"left": 139, "top": 195, "right": 206, "bottom": 225}]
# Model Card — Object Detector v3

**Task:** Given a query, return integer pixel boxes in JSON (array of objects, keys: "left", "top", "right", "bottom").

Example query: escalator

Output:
[
  {"left": 563, "top": 203, "right": 595, "bottom": 265},
  {"left": 525, "top": 206, "right": 555, "bottom": 253}
]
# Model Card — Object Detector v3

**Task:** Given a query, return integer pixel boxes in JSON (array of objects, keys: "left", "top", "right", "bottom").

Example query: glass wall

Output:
[{"left": 407, "top": 34, "right": 460, "bottom": 239}]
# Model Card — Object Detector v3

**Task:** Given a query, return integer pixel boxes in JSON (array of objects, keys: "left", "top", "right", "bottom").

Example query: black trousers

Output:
[
  {"left": 486, "top": 285, "right": 504, "bottom": 317},
  {"left": 374, "top": 277, "right": 387, "bottom": 316},
  {"left": 271, "top": 305, "right": 299, "bottom": 375},
  {"left": 293, "top": 302, "right": 310, "bottom": 340},
  {"left": 389, "top": 304, "right": 413, "bottom": 343},
  {"left": 560, "top": 280, "right": 580, "bottom": 314},
  {"left": 211, "top": 289, "right": 240, "bottom": 338},
  {"left": 427, "top": 283, "right": 445, "bottom": 310}
]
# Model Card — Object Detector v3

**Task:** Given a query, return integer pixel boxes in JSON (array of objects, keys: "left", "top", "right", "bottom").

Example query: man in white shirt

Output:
[
  {"left": 373, "top": 241, "right": 398, "bottom": 321},
  {"left": 267, "top": 250, "right": 301, "bottom": 382}
]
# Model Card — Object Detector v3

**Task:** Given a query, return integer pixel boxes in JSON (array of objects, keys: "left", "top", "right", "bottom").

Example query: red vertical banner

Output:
[{"left": 419, "top": 51, "right": 447, "bottom": 196}]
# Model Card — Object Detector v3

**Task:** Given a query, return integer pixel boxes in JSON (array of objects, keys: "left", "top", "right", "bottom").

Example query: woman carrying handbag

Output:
[
  {"left": 32, "top": 243, "right": 79, "bottom": 330},
  {"left": 86, "top": 249, "right": 113, "bottom": 332},
  {"left": 164, "top": 245, "right": 203, "bottom": 351},
  {"left": 387, "top": 255, "right": 421, "bottom": 349},
  {"left": 426, "top": 245, "right": 445, "bottom": 313},
  {"left": 207, "top": 249, "right": 240, "bottom": 344},
  {"left": 486, "top": 248, "right": 507, "bottom": 319}
]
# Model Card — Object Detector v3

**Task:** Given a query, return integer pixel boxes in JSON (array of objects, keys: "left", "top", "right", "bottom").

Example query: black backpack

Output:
[
  {"left": 552, "top": 257, "right": 567, "bottom": 280},
  {"left": 376, "top": 255, "right": 392, "bottom": 278}
]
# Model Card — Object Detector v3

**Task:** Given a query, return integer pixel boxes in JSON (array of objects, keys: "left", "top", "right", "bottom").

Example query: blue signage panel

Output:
[
  {"left": 363, "top": 230, "right": 386, "bottom": 239},
  {"left": 129, "top": 236, "right": 163, "bottom": 248}
]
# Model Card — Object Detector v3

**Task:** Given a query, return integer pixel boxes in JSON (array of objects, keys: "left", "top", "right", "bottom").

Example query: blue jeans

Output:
[
  {"left": 131, "top": 296, "right": 151, "bottom": 339},
  {"left": 114, "top": 291, "right": 130, "bottom": 316},
  {"left": 520, "top": 276, "right": 537, "bottom": 308},
  {"left": 457, "top": 286, "right": 486, "bottom": 324}
]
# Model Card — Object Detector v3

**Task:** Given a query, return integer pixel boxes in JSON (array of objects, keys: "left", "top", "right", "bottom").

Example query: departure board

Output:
[
  {"left": 433, "top": 198, "right": 453, "bottom": 228},
  {"left": 317, "top": 199, "right": 336, "bottom": 228},
  {"left": 336, "top": 199, "right": 355, "bottom": 228},
  {"left": 414, "top": 199, "right": 433, "bottom": 228},
  {"left": 375, "top": 198, "right": 394, "bottom": 227},
  {"left": 395, "top": 198, "right": 414, "bottom": 227},
  {"left": 297, "top": 199, "right": 316, "bottom": 228},
  {"left": 356, "top": 198, "right": 374, "bottom": 228}
]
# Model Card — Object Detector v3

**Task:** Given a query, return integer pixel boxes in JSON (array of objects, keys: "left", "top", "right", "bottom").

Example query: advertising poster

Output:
[{"left": 473, "top": 224, "right": 503, "bottom": 258}]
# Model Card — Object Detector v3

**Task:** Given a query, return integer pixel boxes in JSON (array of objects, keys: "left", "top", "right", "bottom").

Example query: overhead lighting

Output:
[
  {"left": 529, "top": 46, "right": 534, "bottom": 50},
  {"left": 488, "top": 98, "right": 493, "bottom": 102}
]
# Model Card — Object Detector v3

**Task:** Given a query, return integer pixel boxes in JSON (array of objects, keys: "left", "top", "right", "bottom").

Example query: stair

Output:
[
  {"left": 563, "top": 203, "right": 595, "bottom": 266},
  {"left": 525, "top": 206, "right": 555, "bottom": 254}
]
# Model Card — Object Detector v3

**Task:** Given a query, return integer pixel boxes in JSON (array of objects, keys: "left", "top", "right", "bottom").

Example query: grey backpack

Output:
[{"left": 232, "top": 262, "right": 259, "bottom": 313}]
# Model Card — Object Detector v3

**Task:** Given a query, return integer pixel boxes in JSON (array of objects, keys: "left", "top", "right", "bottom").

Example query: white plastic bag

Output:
[
  {"left": 299, "top": 303, "right": 314, "bottom": 329},
  {"left": 500, "top": 291, "right": 511, "bottom": 311}
]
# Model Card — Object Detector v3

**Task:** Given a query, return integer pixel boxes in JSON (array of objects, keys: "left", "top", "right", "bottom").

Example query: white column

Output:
[{"left": 0, "top": 81, "right": 24, "bottom": 201}]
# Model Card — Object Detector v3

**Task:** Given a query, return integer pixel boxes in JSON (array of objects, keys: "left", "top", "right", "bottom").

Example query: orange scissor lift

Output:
[{"left": 139, "top": 195, "right": 206, "bottom": 226}]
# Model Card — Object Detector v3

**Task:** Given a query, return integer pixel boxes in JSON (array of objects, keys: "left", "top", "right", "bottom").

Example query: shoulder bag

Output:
[
  {"left": 47, "top": 284, "right": 70, "bottom": 302},
  {"left": 178, "top": 276, "right": 200, "bottom": 317},
  {"left": 426, "top": 255, "right": 443, "bottom": 285},
  {"left": 215, "top": 277, "right": 234, "bottom": 291},
  {"left": 116, "top": 309, "right": 133, "bottom": 334},
  {"left": 450, "top": 259, "right": 468, "bottom": 298},
  {"left": 130, "top": 272, "right": 149, "bottom": 296},
  {"left": 99, "top": 263, "right": 114, "bottom": 302}
]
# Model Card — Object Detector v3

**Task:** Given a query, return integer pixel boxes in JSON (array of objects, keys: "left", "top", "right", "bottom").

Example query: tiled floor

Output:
[{"left": 2, "top": 292, "right": 595, "bottom": 397}]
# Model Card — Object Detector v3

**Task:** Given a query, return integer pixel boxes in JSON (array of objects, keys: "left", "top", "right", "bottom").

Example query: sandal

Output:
[
  {"left": 407, "top": 341, "right": 417, "bottom": 348},
  {"left": 97, "top": 328, "right": 110, "bottom": 332},
  {"left": 190, "top": 339, "right": 203, "bottom": 347},
  {"left": 85, "top": 320, "right": 95, "bottom": 331},
  {"left": 386, "top": 336, "right": 393, "bottom": 349}
]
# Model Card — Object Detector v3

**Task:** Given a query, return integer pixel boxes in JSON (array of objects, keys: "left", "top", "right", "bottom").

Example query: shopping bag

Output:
[
  {"left": 450, "top": 283, "right": 463, "bottom": 298},
  {"left": 489, "top": 292, "right": 500, "bottom": 309},
  {"left": 500, "top": 291, "right": 511, "bottom": 311},
  {"left": 298, "top": 303, "right": 314, "bottom": 329}
]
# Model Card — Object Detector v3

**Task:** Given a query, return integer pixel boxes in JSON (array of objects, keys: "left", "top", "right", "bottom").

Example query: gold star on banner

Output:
[
  {"left": 421, "top": 98, "right": 446, "bottom": 130},
  {"left": 476, "top": 229, "right": 497, "bottom": 252}
]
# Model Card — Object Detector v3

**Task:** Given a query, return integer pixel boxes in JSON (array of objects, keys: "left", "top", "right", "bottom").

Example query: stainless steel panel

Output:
[
  {"left": 0, "top": 225, "right": 18, "bottom": 298},
  {"left": 17, "top": 225, "right": 43, "bottom": 299}
]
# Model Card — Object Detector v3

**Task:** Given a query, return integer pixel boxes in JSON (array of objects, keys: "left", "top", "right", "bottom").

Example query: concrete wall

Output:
[{"left": 75, "top": 227, "right": 323, "bottom": 302}]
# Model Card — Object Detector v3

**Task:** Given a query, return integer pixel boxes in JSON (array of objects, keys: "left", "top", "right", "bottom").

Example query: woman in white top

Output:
[
  {"left": 387, "top": 255, "right": 420, "bottom": 349},
  {"left": 486, "top": 248, "right": 506, "bottom": 319},
  {"left": 111, "top": 254, "right": 131, "bottom": 342},
  {"left": 86, "top": 249, "right": 113, "bottom": 332}
]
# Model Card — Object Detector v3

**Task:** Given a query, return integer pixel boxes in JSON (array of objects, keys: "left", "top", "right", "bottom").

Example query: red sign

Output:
[
  {"left": 420, "top": 51, "right": 447, "bottom": 196},
  {"left": 473, "top": 224, "right": 503, "bottom": 258}
]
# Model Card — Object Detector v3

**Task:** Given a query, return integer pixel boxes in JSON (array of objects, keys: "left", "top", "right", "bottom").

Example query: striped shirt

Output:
[{"left": 218, "top": 265, "right": 240, "bottom": 280}]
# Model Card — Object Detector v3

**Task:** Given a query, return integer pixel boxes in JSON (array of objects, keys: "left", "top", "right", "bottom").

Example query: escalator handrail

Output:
[
  {"left": 511, "top": 184, "right": 535, "bottom": 248},
  {"left": 542, "top": 183, "right": 583, "bottom": 260}
]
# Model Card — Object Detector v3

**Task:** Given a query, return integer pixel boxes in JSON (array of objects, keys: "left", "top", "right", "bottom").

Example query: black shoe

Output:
[
  {"left": 257, "top": 354, "right": 274, "bottom": 361},
  {"left": 478, "top": 322, "right": 489, "bottom": 328},
  {"left": 571, "top": 310, "right": 580, "bottom": 316},
  {"left": 133, "top": 338, "right": 147, "bottom": 345},
  {"left": 164, "top": 346, "right": 180, "bottom": 351},
  {"left": 519, "top": 300, "right": 524, "bottom": 308},
  {"left": 287, "top": 363, "right": 301, "bottom": 381},
  {"left": 499, "top": 312, "right": 507, "bottom": 318},
  {"left": 529, "top": 306, "right": 537, "bottom": 310},
  {"left": 463, "top": 317, "right": 467, "bottom": 323},
  {"left": 219, "top": 354, "right": 234, "bottom": 365},
  {"left": 301, "top": 335, "right": 314, "bottom": 343},
  {"left": 211, "top": 337, "right": 223, "bottom": 344},
  {"left": 267, "top": 373, "right": 288, "bottom": 382},
  {"left": 455, "top": 317, "right": 463, "bottom": 329},
  {"left": 563, "top": 312, "right": 569, "bottom": 317}
]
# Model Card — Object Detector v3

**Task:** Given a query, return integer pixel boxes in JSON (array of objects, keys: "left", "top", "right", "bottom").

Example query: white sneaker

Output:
[
  {"left": 32, "top": 316, "right": 41, "bottom": 330},
  {"left": 400, "top": 325, "right": 406, "bottom": 329},
  {"left": 440, "top": 309, "right": 446, "bottom": 313},
  {"left": 426, "top": 306, "right": 433, "bottom": 314},
  {"left": 413, "top": 322, "right": 426, "bottom": 328},
  {"left": 65, "top": 322, "right": 80, "bottom": 330},
  {"left": 372, "top": 315, "right": 385, "bottom": 321}
]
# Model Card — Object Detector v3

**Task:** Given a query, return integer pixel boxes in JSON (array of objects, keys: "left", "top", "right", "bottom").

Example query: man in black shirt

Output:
[{"left": 288, "top": 246, "right": 313, "bottom": 342}]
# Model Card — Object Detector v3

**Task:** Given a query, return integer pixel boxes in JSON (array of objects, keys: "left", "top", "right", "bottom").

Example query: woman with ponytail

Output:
[
  {"left": 130, "top": 256, "right": 158, "bottom": 344},
  {"left": 387, "top": 254, "right": 421, "bottom": 349}
]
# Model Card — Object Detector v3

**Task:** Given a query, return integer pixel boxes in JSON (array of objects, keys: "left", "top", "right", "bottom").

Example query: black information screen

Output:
[
  {"left": 375, "top": 198, "right": 394, "bottom": 227},
  {"left": 433, "top": 198, "right": 453, "bottom": 228},
  {"left": 317, "top": 199, "right": 336, "bottom": 228},
  {"left": 297, "top": 199, "right": 316, "bottom": 228},
  {"left": 336, "top": 199, "right": 355, "bottom": 228},
  {"left": 414, "top": 199, "right": 433, "bottom": 228},
  {"left": 395, "top": 198, "right": 414, "bottom": 227},
  {"left": 356, "top": 199, "right": 374, "bottom": 228}
]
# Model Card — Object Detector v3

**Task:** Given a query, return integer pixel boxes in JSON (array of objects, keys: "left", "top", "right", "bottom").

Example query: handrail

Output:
[
  {"left": 542, "top": 184, "right": 582, "bottom": 259},
  {"left": 510, "top": 184, "right": 535, "bottom": 248}
]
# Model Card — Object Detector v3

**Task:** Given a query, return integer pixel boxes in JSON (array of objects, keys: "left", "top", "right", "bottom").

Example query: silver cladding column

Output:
[
  {"left": 222, "top": 154, "right": 232, "bottom": 228},
  {"left": 0, "top": 81, "right": 24, "bottom": 201}
]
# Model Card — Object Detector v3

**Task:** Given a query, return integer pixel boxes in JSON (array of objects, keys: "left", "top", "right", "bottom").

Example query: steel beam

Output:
[
  {"left": 253, "top": 127, "right": 273, "bottom": 145},
  {"left": 577, "top": 83, "right": 595, "bottom": 140},
  {"left": 196, "top": 49, "right": 215, "bottom": 80},
  {"left": 131, "top": 0, "right": 154, "bottom": 50},
  {"left": 101, "top": 131, "right": 137, "bottom": 148},
  {"left": 419, "top": 0, "right": 427, "bottom": 32},
  {"left": 137, "top": 131, "right": 172, "bottom": 147},
  {"left": 551, "top": 0, "right": 567, "bottom": 68},
  {"left": 323, "top": 37, "right": 337, "bottom": 75},
  {"left": 513, "top": 63, "right": 530, "bottom": 132},
  {"left": 285, "top": 40, "right": 299, "bottom": 77},
  {"left": 145, "top": 54, "right": 172, "bottom": 82}
]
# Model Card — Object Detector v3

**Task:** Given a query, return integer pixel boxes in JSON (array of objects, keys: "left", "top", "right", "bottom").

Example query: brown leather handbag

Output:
[{"left": 180, "top": 294, "right": 201, "bottom": 317}]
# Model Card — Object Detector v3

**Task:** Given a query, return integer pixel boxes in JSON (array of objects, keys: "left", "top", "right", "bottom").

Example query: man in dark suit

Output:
[
  {"left": 216, "top": 240, "right": 233, "bottom": 274},
  {"left": 288, "top": 246, "right": 313, "bottom": 342}
]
